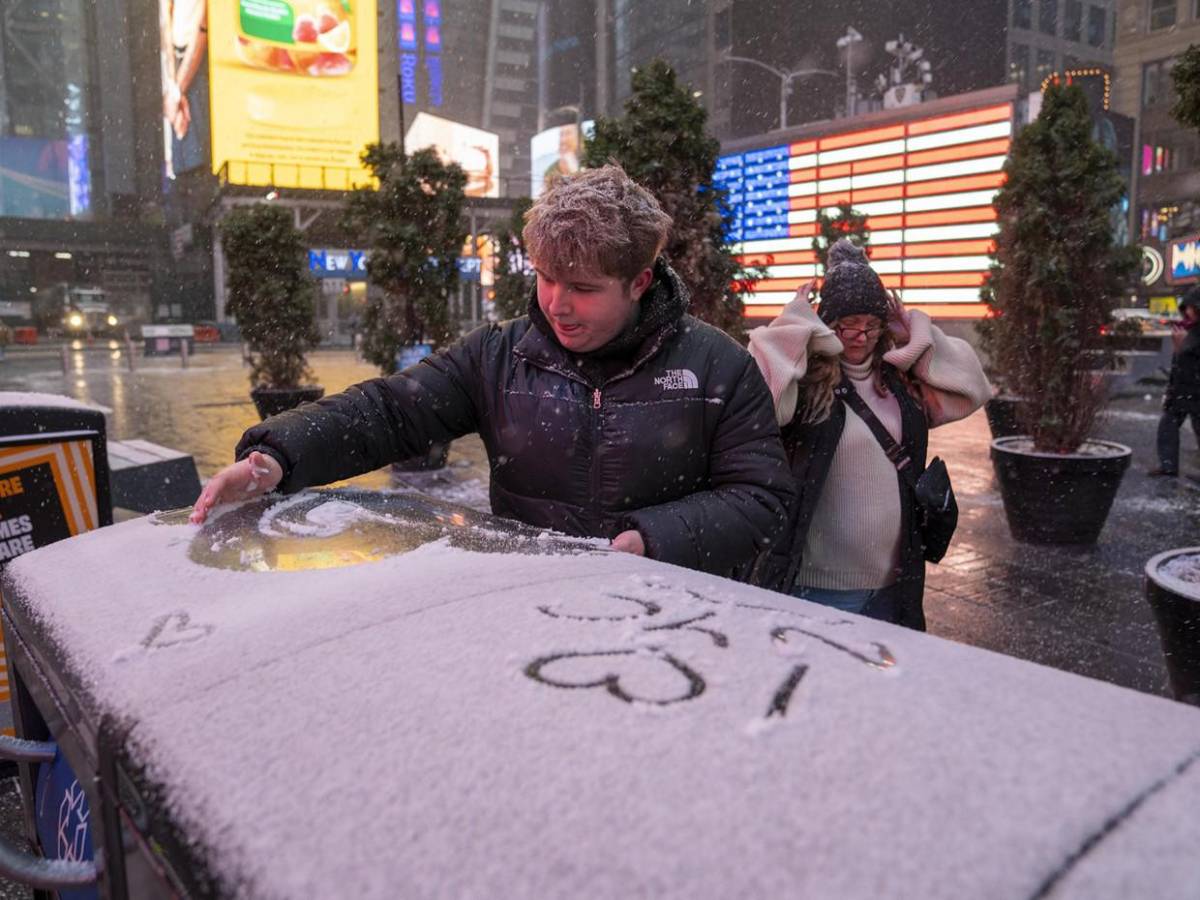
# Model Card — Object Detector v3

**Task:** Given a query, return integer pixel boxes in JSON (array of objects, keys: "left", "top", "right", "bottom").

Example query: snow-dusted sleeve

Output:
[
  {"left": 883, "top": 309, "right": 992, "bottom": 427},
  {"left": 747, "top": 295, "right": 844, "bottom": 427}
]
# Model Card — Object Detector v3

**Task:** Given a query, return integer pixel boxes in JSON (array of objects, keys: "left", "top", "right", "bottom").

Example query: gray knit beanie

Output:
[{"left": 817, "top": 238, "right": 889, "bottom": 325}]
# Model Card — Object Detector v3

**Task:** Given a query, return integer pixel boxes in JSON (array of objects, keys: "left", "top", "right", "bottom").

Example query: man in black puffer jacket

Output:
[
  {"left": 192, "top": 165, "right": 794, "bottom": 577},
  {"left": 1151, "top": 286, "right": 1200, "bottom": 478}
]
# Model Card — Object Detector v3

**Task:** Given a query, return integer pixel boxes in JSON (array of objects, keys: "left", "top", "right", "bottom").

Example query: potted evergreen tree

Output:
[
  {"left": 982, "top": 82, "right": 1140, "bottom": 544},
  {"left": 583, "top": 59, "right": 756, "bottom": 338},
  {"left": 343, "top": 143, "right": 468, "bottom": 469},
  {"left": 220, "top": 204, "right": 323, "bottom": 420},
  {"left": 490, "top": 197, "right": 534, "bottom": 321}
]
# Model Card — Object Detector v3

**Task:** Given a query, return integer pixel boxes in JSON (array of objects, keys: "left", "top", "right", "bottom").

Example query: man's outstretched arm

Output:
[{"left": 191, "top": 328, "right": 488, "bottom": 523}]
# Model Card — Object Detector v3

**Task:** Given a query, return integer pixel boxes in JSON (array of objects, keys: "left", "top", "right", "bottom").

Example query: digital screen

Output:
[
  {"left": 0, "top": 137, "right": 71, "bottom": 218},
  {"left": 530, "top": 124, "right": 582, "bottom": 199},
  {"left": 718, "top": 102, "right": 1014, "bottom": 319},
  {"left": 207, "top": 0, "right": 380, "bottom": 189},
  {"left": 405, "top": 112, "right": 499, "bottom": 198},
  {"left": 1169, "top": 234, "right": 1200, "bottom": 285},
  {"left": 160, "top": 0, "right": 211, "bottom": 180}
]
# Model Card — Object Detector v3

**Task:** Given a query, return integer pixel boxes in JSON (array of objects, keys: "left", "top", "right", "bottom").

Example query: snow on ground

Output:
[{"left": 3, "top": 490, "right": 1200, "bottom": 898}]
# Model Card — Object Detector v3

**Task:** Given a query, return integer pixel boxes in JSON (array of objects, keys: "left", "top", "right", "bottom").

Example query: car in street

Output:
[
  {"left": 1110, "top": 307, "right": 1176, "bottom": 337},
  {"left": 0, "top": 489, "right": 1198, "bottom": 898}
]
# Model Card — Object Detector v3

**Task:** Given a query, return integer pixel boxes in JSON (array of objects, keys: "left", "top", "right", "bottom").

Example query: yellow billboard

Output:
[{"left": 207, "top": 0, "right": 379, "bottom": 189}]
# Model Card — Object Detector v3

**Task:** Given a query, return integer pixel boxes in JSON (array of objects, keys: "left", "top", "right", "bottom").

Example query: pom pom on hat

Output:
[{"left": 817, "top": 237, "right": 890, "bottom": 325}]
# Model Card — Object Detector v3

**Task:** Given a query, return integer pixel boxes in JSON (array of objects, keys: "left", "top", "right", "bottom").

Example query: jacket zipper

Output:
[{"left": 591, "top": 388, "right": 603, "bottom": 529}]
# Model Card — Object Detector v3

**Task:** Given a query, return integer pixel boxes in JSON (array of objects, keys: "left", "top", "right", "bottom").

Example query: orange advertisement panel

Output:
[
  {"left": 0, "top": 437, "right": 100, "bottom": 735},
  {"left": 207, "top": 0, "right": 380, "bottom": 187}
]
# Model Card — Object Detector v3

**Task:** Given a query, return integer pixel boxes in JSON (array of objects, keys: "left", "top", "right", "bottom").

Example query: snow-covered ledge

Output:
[{"left": 3, "top": 489, "right": 1199, "bottom": 898}]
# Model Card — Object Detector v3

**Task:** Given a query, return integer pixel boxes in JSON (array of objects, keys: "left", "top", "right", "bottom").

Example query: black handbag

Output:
[{"left": 835, "top": 380, "right": 958, "bottom": 563}]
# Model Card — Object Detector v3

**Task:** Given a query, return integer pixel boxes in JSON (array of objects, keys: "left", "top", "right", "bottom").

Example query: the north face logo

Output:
[{"left": 654, "top": 368, "right": 699, "bottom": 390}]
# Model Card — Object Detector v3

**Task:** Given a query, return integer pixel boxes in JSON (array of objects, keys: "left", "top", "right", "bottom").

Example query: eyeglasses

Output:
[{"left": 834, "top": 324, "right": 883, "bottom": 340}]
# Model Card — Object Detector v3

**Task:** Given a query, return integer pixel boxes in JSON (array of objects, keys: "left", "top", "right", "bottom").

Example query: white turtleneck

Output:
[{"left": 796, "top": 358, "right": 904, "bottom": 591}]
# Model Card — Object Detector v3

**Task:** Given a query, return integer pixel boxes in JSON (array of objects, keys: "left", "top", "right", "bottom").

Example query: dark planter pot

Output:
[
  {"left": 984, "top": 396, "right": 1025, "bottom": 440},
  {"left": 1145, "top": 548, "right": 1200, "bottom": 706},
  {"left": 250, "top": 385, "right": 325, "bottom": 420},
  {"left": 989, "top": 437, "right": 1131, "bottom": 544},
  {"left": 391, "top": 442, "right": 450, "bottom": 472}
]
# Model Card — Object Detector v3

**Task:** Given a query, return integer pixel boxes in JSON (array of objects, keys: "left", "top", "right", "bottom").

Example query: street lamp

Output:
[
  {"left": 720, "top": 53, "right": 837, "bottom": 130},
  {"left": 836, "top": 26, "right": 864, "bottom": 118}
]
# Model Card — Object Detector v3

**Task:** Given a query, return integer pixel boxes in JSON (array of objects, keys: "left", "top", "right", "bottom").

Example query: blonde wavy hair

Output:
[
  {"left": 522, "top": 164, "right": 672, "bottom": 283},
  {"left": 795, "top": 328, "right": 921, "bottom": 424}
]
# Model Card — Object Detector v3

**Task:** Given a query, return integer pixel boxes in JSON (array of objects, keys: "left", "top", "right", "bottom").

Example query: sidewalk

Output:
[
  {"left": 409, "top": 388, "right": 1195, "bottom": 701},
  {"left": 924, "top": 391, "right": 1197, "bottom": 698}
]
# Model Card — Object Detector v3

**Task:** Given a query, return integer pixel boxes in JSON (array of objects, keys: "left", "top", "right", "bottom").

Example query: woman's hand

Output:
[
  {"left": 793, "top": 280, "right": 816, "bottom": 310},
  {"left": 190, "top": 451, "right": 283, "bottom": 525},
  {"left": 886, "top": 290, "right": 911, "bottom": 345}
]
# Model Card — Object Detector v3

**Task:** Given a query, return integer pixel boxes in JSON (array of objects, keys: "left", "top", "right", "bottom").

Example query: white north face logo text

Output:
[{"left": 654, "top": 369, "right": 700, "bottom": 390}]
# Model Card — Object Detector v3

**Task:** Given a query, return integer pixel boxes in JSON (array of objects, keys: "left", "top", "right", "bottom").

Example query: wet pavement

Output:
[
  {"left": 1, "top": 342, "right": 1195, "bottom": 700},
  {"left": 926, "top": 398, "right": 1198, "bottom": 698}
]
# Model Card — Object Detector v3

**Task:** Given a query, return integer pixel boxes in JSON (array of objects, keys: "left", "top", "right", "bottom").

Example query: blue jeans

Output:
[{"left": 792, "top": 584, "right": 877, "bottom": 614}]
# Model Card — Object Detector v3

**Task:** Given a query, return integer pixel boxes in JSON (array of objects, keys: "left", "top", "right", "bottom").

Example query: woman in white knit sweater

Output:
[{"left": 747, "top": 239, "right": 991, "bottom": 629}]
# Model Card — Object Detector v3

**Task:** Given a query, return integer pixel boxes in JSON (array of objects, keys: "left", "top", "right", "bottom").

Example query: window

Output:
[
  {"left": 1088, "top": 4, "right": 1107, "bottom": 43},
  {"left": 1014, "top": 0, "right": 1033, "bottom": 29},
  {"left": 1009, "top": 44, "right": 1031, "bottom": 90},
  {"left": 1035, "top": 48, "right": 1057, "bottom": 84},
  {"left": 1141, "top": 205, "right": 1179, "bottom": 242},
  {"left": 1142, "top": 142, "right": 1174, "bottom": 175},
  {"left": 1149, "top": 0, "right": 1176, "bottom": 30},
  {"left": 1142, "top": 58, "right": 1177, "bottom": 108},
  {"left": 1040, "top": 0, "right": 1059, "bottom": 34},
  {"left": 1065, "top": 0, "right": 1083, "bottom": 39}
]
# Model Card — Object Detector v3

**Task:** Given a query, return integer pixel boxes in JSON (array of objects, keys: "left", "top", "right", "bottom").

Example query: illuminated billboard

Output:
[
  {"left": 405, "top": 112, "right": 499, "bottom": 198},
  {"left": 717, "top": 102, "right": 1014, "bottom": 319},
  {"left": 1168, "top": 234, "right": 1200, "bottom": 286},
  {"left": 207, "top": 0, "right": 380, "bottom": 189},
  {"left": 530, "top": 124, "right": 582, "bottom": 199},
  {"left": 160, "top": 0, "right": 211, "bottom": 180}
]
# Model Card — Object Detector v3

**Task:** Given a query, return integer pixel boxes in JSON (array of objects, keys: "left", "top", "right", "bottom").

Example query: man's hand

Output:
[
  {"left": 190, "top": 451, "right": 283, "bottom": 525},
  {"left": 611, "top": 529, "right": 646, "bottom": 556}
]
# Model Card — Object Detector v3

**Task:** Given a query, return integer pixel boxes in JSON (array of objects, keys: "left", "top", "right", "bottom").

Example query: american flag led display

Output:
[{"left": 717, "top": 102, "right": 1014, "bottom": 319}]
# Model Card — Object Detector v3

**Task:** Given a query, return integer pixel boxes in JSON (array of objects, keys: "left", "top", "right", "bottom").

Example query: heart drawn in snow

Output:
[
  {"left": 141, "top": 612, "right": 215, "bottom": 650},
  {"left": 525, "top": 649, "right": 706, "bottom": 706}
]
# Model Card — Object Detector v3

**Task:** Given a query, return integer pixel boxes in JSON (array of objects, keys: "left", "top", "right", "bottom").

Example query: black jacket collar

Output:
[{"left": 516, "top": 258, "right": 690, "bottom": 386}]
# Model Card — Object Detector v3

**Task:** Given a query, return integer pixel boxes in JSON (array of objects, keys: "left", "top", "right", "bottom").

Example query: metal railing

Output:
[{"left": 216, "top": 161, "right": 372, "bottom": 192}]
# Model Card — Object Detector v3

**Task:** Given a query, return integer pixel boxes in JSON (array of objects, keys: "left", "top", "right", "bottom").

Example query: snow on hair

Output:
[{"left": 522, "top": 164, "right": 673, "bottom": 282}]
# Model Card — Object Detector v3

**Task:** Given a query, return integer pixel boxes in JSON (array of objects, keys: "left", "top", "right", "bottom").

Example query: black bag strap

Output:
[{"left": 834, "top": 376, "right": 920, "bottom": 491}]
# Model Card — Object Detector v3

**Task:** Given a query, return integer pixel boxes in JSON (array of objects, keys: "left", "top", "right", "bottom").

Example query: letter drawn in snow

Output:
[
  {"left": 141, "top": 612, "right": 215, "bottom": 650},
  {"left": 771, "top": 626, "right": 897, "bottom": 671},
  {"left": 538, "top": 593, "right": 662, "bottom": 621},
  {"left": 766, "top": 665, "right": 809, "bottom": 719},
  {"left": 525, "top": 650, "right": 706, "bottom": 705}
]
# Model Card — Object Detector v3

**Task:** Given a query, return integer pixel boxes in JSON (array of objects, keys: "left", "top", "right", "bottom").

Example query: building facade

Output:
[
  {"left": 1112, "top": 0, "right": 1200, "bottom": 305},
  {"left": 0, "top": 0, "right": 163, "bottom": 333}
]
